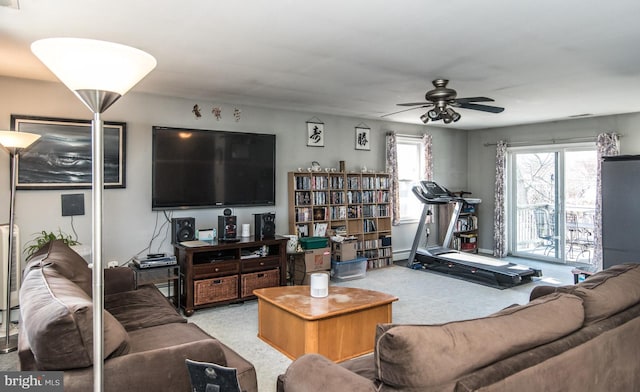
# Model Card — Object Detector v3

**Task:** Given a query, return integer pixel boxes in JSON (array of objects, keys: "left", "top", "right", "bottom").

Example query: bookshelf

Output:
[
  {"left": 288, "top": 171, "right": 393, "bottom": 269},
  {"left": 437, "top": 201, "right": 479, "bottom": 253}
]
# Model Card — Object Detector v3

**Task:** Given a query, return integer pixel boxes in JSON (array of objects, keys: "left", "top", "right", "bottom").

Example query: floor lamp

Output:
[
  {"left": 31, "top": 38, "right": 156, "bottom": 392},
  {"left": 0, "top": 130, "right": 41, "bottom": 354}
]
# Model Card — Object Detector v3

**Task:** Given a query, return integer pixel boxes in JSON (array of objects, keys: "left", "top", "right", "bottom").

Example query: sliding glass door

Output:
[{"left": 508, "top": 145, "right": 596, "bottom": 263}]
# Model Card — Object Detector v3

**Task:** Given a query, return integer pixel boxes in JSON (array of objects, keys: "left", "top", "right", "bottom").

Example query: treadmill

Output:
[{"left": 408, "top": 180, "right": 542, "bottom": 288}]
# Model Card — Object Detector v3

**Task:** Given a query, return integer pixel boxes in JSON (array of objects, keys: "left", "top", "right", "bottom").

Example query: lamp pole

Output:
[
  {"left": 72, "top": 89, "right": 121, "bottom": 389},
  {"left": 31, "top": 38, "right": 155, "bottom": 392},
  {"left": 0, "top": 131, "right": 41, "bottom": 353},
  {"left": 0, "top": 147, "right": 19, "bottom": 353}
]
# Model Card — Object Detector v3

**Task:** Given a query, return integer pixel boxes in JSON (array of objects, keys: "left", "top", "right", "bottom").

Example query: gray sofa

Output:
[
  {"left": 278, "top": 263, "right": 640, "bottom": 392},
  {"left": 18, "top": 240, "right": 257, "bottom": 392}
]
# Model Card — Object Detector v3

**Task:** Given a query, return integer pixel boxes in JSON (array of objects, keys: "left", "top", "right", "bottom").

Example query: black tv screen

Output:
[{"left": 152, "top": 126, "right": 276, "bottom": 210}]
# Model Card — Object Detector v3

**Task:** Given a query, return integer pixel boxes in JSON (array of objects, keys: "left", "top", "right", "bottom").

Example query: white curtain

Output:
[
  {"left": 385, "top": 132, "right": 400, "bottom": 225},
  {"left": 423, "top": 134, "right": 433, "bottom": 182},
  {"left": 385, "top": 132, "right": 433, "bottom": 226},
  {"left": 593, "top": 132, "right": 620, "bottom": 270},
  {"left": 493, "top": 140, "right": 508, "bottom": 258},
  {"left": 422, "top": 134, "right": 434, "bottom": 224}
]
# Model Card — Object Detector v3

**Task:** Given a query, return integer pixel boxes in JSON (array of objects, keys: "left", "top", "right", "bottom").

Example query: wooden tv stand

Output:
[{"left": 174, "top": 235, "right": 289, "bottom": 316}]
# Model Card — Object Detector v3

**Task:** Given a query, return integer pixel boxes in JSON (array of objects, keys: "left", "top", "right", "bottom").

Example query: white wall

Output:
[
  {"left": 0, "top": 76, "right": 468, "bottom": 263},
  {"left": 467, "top": 113, "right": 640, "bottom": 252},
  {"left": 7, "top": 76, "right": 639, "bottom": 263}
]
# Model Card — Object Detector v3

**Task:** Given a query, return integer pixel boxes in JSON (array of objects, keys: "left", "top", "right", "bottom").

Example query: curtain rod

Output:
[
  {"left": 483, "top": 133, "right": 623, "bottom": 147},
  {"left": 392, "top": 133, "right": 424, "bottom": 139}
]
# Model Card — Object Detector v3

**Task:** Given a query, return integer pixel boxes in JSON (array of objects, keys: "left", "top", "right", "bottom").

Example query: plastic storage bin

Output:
[
  {"left": 299, "top": 236, "right": 329, "bottom": 250},
  {"left": 331, "top": 257, "right": 367, "bottom": 281}
]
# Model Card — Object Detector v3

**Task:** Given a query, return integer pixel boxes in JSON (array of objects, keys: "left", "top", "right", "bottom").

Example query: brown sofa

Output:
[
  {"left": 278, "top": 263, "right": 640, "bottom": 392},
  {"left": 18, "top": 240, "right": 257, "bottom": 392}
]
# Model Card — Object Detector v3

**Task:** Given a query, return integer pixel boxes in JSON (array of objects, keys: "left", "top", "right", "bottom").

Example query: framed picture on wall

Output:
[
  {"left": 11, "top": 114, "right": 126, "bottom": 189},
  {"left": 355, "top": 126, "right": 370, "bottom": 150},
  {"left": 307, "top": 121, "right": 324, "bottom": 147}
]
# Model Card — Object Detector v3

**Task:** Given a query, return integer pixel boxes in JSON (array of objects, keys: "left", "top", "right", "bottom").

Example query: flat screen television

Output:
[{"left": 152, "top": 126, "right": 276, "bottom": 210}]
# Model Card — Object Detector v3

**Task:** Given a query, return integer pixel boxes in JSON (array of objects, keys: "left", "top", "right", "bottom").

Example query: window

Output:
[{"left": 397, "top": 136, "right": 425, "bottom": 222}]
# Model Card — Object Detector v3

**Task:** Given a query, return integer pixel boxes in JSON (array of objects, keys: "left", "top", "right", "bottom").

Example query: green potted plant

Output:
[{"left": 24, "top": 229, "right": 80, "bottom": 259}]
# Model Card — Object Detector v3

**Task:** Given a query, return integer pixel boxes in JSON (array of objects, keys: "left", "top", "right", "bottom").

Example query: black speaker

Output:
[
  {"left": 218, "top": 215, "right": 237, "bottom": 240},
  {"left": 254, "top": 213, "right": 276, "bottom": 239},
  {"left": 171, "top": 217, "right": 195, "bottom": 244}
]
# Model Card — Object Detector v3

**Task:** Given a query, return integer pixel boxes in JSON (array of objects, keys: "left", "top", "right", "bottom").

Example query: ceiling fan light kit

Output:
[{"left": 385, "top": 79, "right": 504, "bottom": 124}]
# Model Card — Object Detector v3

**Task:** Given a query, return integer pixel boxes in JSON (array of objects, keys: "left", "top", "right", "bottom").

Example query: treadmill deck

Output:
[{"left": 411, "top": 249, "right": 542, "bottom": 289}]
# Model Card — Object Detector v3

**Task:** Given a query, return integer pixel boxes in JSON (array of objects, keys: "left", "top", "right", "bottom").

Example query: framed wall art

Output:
[
  {"left": 355, "top": 126, "right": 370, "bottom": 150},
  {"left": 11, "top": 114, "right": 126, "bottom": 189},
  {"left": 306, "top": 121, "right": 324, "bottom": 147}
]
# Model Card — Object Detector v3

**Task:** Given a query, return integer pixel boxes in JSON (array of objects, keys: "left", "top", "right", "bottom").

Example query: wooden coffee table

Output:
[{"left": 253, "top": 285, "right": 398, "bottom": 362}]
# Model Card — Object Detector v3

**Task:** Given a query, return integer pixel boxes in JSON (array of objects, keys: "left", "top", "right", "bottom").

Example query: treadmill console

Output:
[
  {"left": 420, "top": 181, "right": 450, "bottom": 198},
  {"left": 412, "top": 181, "right": 454, "bottom": 204}
]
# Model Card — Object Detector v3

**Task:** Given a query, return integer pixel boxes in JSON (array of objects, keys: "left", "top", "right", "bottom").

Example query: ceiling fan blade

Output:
[
  {"left": 453, "top": 97, "right": 495, "bottom": 104},
  {"left": 456, "top": 102, "right": 504, "bottom": 113},
  {"left": 381, "top": 105, "right": 431, "bottom": 117},
  {"left": 396, "top": 102, "right": 432, "bottom": 107}
]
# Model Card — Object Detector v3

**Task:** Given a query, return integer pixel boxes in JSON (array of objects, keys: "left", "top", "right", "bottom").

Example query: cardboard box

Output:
[
  {"left": 289, "top": 247, "right": 330, "bottom": 285},
  {"left": 331, "top": 240, "right": 358, "bottom": 261},
  {"left": 303, "top": 247, "right": 331, "bottom": 272}
]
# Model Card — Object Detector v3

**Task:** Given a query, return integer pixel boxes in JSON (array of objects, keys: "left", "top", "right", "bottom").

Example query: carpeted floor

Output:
[
  {"left": 0, "top": 258, "right": 575, "bottom": 392},
  {"left": 188, "top": 258, "right": 574, "bottom": 392}
]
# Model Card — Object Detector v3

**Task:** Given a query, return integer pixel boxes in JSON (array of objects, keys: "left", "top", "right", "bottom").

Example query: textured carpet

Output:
[
  {"left": 0, "top": 259, "right": 574, "bottom": 392},
  {"left": 187, "top": 259, "right": 574, "bottom": 392}
]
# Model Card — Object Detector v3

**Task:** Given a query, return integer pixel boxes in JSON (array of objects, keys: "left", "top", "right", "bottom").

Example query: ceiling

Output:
[{"left": 2, "top": 0, "right": 640, "bottom": 130}]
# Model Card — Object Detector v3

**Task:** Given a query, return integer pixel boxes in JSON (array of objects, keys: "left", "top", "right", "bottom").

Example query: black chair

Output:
[
  {"left": 185, "top": 359, "right": 243, "bottom": 392},
  {"left": 566, "top": 212, "right": 593, "bottom": 262},
  {"left": 533, "top": 208, "right": 555, "bottom": 255}
]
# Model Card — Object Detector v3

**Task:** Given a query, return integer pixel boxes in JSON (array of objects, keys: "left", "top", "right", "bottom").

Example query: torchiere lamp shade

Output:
[
  {"left": 31, "top": 37, "right": 157, "bottom": 112},
  {"left": 0, "top": 131, "right": 41, "bottom": 149}
]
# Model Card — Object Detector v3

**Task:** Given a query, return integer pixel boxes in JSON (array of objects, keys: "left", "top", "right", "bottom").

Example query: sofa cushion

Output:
[
  {"left": 105, "top": 285, "right": 186, "bottom": 331},
  {"left": 565, "top": 263, "right": 640, "bottom": 324},
  {"left": 27, "top": 240, "right": 93, "bottom": 296},
  {"left": 340, "top": 353, "right": 377, "bottom": 383},
  {"left": 19, "top": 267, "right": 129, "bottom": 370},
  {"left": 375, "top": 292, "right": 584, "bottom": 389}
]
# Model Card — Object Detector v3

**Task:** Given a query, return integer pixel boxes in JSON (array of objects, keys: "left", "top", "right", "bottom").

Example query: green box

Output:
[{"left": 299, "top": 236, "right": 329, "bottom": 250}]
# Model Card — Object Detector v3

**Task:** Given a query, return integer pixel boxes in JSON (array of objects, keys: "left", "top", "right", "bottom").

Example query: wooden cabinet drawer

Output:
[
  {"left": 194, "top": 276, "right": 238, "bottom": 305},
  {"left": 241, "top": 269, "right": 280, "bottom": 298},
  {"left": 241, "top": 257, "right": 280, "bottom": 273},
  {"left": 193, "top": 261, "right": 239, "bottom": 278}
]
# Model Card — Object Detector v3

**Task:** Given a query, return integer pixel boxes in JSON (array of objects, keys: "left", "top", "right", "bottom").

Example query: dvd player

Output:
[{"left": 132, "top": 255, "right": 177, "bottom": 269}]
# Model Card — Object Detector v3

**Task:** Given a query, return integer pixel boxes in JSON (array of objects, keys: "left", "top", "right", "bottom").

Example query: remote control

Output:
[{"left": 147, "top": 253, "right": 165, "bottom": 259}]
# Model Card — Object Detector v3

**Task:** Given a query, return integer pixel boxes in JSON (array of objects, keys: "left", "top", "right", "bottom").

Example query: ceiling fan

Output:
[{"left": 383, "top": 79, "right": 504, "bottom": 124}]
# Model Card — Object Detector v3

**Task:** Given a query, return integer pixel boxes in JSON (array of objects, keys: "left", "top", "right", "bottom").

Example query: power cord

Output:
[
  {"left": 129, "top": 210, "right": 173, "bottom": 263},
  {"left": 70, "top": 215, "right": 79, "bottom": 242}
]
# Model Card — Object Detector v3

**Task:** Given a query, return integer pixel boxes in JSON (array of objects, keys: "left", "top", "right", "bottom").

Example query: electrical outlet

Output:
[{"left": 108, "top": 261, "right": 119, "bottom": 268}]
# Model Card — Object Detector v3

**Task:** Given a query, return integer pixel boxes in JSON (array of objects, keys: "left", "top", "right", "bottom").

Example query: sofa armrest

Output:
[
  {"left": 104, "top": 266, "right": 136, "bottom": 295},
  {"left": 279, "top": 354, "right": 377, "bottom": 392},
  {"left": 63, "top": 339, "right": 227, "bottom": 392},
  {"left": 530, "top": 285, "right": 562, "bottom": 301}
]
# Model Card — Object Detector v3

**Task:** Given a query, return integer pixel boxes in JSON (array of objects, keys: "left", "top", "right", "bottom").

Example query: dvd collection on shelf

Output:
[{"left": 288, "top": 170, "right": 393, "bottom": 270}]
